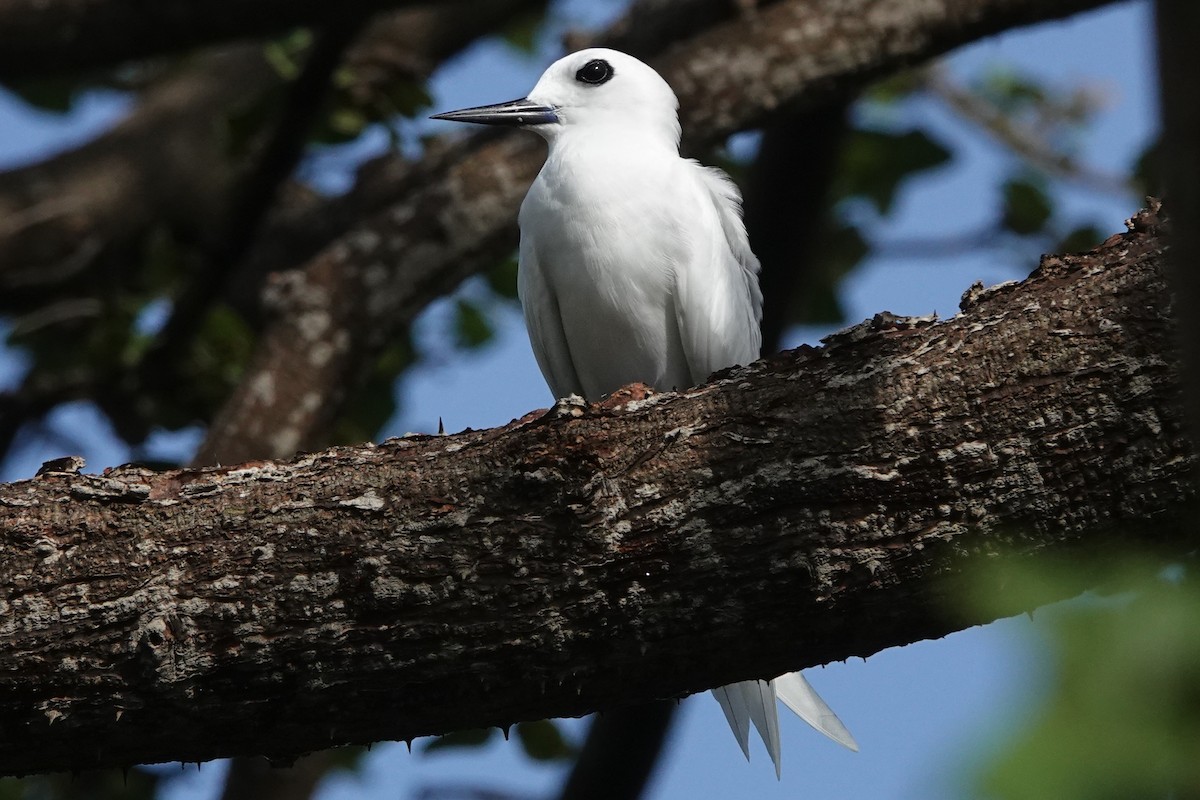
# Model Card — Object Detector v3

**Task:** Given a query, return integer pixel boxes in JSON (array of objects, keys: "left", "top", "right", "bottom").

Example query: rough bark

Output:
[
  {"left": 197, "top": 0, "right": 1119, "bottom": 464},
  {"left": 0, "top": 209, "right": 1192, "bottom": 776}
]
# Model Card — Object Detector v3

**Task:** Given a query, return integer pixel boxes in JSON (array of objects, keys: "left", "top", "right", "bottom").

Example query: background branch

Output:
[{"left": 0, "top": 0, "right": 429, "bottom": 79}]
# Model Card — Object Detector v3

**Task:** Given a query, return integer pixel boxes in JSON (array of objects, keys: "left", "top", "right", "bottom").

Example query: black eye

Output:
[{"left": 575, "top": 59, "right": 614, "bottom": 86}]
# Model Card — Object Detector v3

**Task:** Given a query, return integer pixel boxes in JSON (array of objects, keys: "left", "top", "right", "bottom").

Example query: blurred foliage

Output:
[
  {"left": 498, "top": 8, "right": 548, "bottom": 54},
  {"left": 742, "top": 61, "right": 1137, "bottom": 333},
  {"left": 512, "top": 720, "right": 577, "bottom": 762},
  {"left": 331, "top": 336, "right": 413, "bottom": 446},
  {"left": 1000, "top": 174, "right": 1054, "bottom": 236},
  {"left": 454, "top": 300, "right": 494, "bottom": 350},
  {"left": 0, "top": 767, "right": 162, "bottom": 800},
  {"left": 963, "top": 556, "right": 1200, "bottom": 800},
  {"left": 229, "top": 28, "right": 433, "bottom": 154},
  {"left": 423, "top": 720, "right": 576, "bottom": 763},
  {"left": 423, "top": 728, "right": 496, "bottom": 754},
  {"left": 834, "top": 128, "right": 953, "bottom": 215}
]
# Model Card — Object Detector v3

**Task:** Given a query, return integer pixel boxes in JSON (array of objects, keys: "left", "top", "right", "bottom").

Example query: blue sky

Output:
[{"left": 0, "top": 1, "right": 1158, "bottom": 797}]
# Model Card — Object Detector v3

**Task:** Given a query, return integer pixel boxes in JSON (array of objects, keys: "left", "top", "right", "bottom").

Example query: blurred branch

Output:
[
  {"left": 1154, "top": 0, "right": 1200, "bottom": 449},
  {"left": 556, "top": 702, "right": 677, "bottom": 800},
  {"left": 0, "top": 0, "right": 430, "bottom": 80},
  {"left": 0, "top": 0, "right": 548, "bottom": 305},
  {"left": 136, "top": 15, "right": 370, "bottom": 395},
  {"left": 0, "top": 375, "right": 90, "bottom": 470},
  {"left": 0, "top": 212, "right": 1192, "bottom": 775},
  {"left": 871, "top": 224, "right": 1003, "bottom": 259},
  {"left": 197, "top": 0, "right": 1120, "bottom": 463},
  {"left": 218, "top": 753, "right": 342, "bottom": 800},
  {"left": 922, "top": 65, "right": 1135, "bottom": 196},
  {"left": 0, "top": 47, "right": 272, "bottom": 299},
  {"left": 744, "top": 104, "right": 849, "bottom": 354}
]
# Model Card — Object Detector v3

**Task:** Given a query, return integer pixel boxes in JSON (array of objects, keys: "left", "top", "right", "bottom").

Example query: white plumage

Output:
[{"left": 433, "top": 47, "right": 856, "bottom": 776}]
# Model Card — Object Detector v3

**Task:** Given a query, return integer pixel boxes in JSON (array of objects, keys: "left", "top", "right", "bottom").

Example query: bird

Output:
[{"left": 432, "top": 47, "right": 857, "bottom": 775}]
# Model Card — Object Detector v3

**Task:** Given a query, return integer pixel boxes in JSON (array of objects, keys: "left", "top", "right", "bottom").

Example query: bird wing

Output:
[
  {"left": 774, "top": 671, "right": 860, "bottom": 751},
  {"left": 517, "top": 232, "right": 585, "bottom": 400},
  {"left": 671, "top": 163, "right": 763, "bottom": 386}
]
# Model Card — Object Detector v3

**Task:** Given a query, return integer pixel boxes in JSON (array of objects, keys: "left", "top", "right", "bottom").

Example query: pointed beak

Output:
[{"left": 430, "top": 97, "right": 559, "bottom": 127}]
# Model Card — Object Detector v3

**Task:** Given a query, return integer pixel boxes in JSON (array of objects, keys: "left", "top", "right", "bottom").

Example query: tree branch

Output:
[
  {"left": 0, "top": 0, "right": 430, "bottom": 80},
  {"left": 0, "top": 0, "right": 546, "bottom": 465},
  {"left": 1154, "top": 0, "right": 1200, "bottom": 445},
  {"left": 0, "top": 0, "right": 546, "bottom": 303},
  {"left": 197, "top": 0, "right": 1121, "bottom": 464},
  {"left": 1, "top": 211, "right": 1191, "bottom": 776},
  {"left": 136, "top": 14, "right": 370, "bottom": 397}
]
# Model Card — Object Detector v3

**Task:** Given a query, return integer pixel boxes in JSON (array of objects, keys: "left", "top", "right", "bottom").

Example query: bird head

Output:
[{"left": 431, "top": 48, "right": 681, "bottom": 147}]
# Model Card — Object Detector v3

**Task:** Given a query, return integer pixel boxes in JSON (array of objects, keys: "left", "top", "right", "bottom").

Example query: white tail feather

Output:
[
  {"left": 711, "top": 684, "right": 752, "bottom": 758},
  {"left": 711, "top": 671, "right": 858, "bottom": 777},
  {"left": 712, "top": 680, "right": 783, "bottom": 777},
  {"left": 774, "top": 671, "right": 860, "bottom": 752}
]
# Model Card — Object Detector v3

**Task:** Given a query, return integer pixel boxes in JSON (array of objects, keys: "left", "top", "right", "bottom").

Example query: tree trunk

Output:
[{"left": 0, "top": 206, "right": 1191, "bottom": 776}]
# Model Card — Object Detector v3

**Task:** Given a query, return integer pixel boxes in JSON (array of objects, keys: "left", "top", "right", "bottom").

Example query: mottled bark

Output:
[
  {"left": 0, "top": 210, "right": 1191, "bottom": 776},
  {"left": 198, "top": 0, "right": 1119, "bottom": 464}
]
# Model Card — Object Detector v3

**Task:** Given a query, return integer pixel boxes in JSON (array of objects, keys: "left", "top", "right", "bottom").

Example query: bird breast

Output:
[{"left": 519, "top": 140, "right": 698, "bottom": 398}]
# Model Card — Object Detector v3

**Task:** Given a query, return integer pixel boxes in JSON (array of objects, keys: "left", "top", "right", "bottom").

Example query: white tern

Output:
[{"left": 432, "top": 47, "right": 857, "bottom": 775}]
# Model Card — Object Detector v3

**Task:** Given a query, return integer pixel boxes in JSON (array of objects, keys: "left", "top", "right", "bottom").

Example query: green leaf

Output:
[
  {"left": 378, "top": 79, "right": 433, "bottom": 119},
  {"left": 835, "top": 129, "right": 952, "bottom": 214},
  {"left": 263, "top": 29, "right": 312, "bottom": 81},
  {"left": 863, "top": 70, "right": 925, "bottom": 105},
  {"left": 326, "top": 105, "right": 369, "bottom": 139},
  {"left": 485, "top": 256, "right": 520, "bottom": 301},
  {"left": 324, "top": 745, "right": 371, "bottom": 773},
  {"left": 333, "top": 339, "right": 411, "bottom": 444},
  {"left": 5, "top": 77, "right": 78, "bottom": 113},
  {"left": 423, "top": 728, "right": 496, "bottom": 754},
  {"left": 1000, "top": 177, "right": 1054, "bottom": 236},
  {"left": 1132, "top": 138, "right": 1163, "bottom": 197},
  {"left": 454, "top": 299, "right": 494, "bottom": 349},
  {"left": 777, "top": 219, "right": 864, "bottom": 329},
  {"left": 515, "top": 719, "right": 577, "bottom": 762},
  {"left": 977, "top": 67, "right": 1047, "bottom": 114},
  {"left": 1054, "top": 225, "right": 1103, "bottom": 254},
  {"left": 498, "top": 8, "right": 547, "bottom": 54}
]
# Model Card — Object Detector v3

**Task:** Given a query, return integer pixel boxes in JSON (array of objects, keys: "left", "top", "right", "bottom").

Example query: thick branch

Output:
[{"left": 0, "top": 212, "right": 1192, "bottom": 776}]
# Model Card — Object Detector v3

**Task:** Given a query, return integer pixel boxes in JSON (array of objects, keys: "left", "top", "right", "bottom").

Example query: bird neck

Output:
[{"left": 545, "top": 126, "right": 679, "bottom": 164}]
